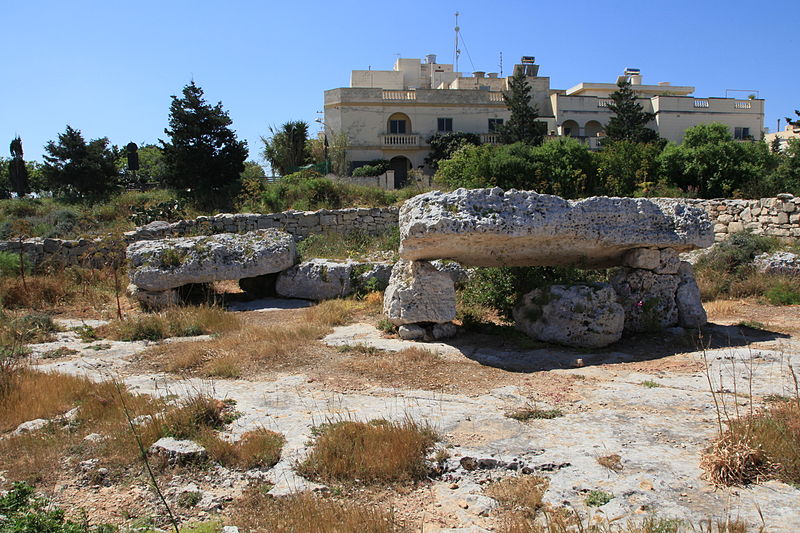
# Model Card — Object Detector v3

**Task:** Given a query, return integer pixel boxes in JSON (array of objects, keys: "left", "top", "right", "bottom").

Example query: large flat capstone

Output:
[
  {"left": 399, "top": 188, "right": 713, "bottom": 268},
  {"left": 127, "top": 229, "right": 295, "bottom": 291}
]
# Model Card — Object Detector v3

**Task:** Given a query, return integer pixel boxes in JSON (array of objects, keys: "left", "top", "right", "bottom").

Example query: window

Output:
[
  {"left": 389, "top": 119, "right": 407, "bottom": 134},
  {"left": 488, "top": 118, "right": 504, "bottom": 132},
  {"left": 437, "top": 118, "right": 453, "bottom": 132},
  {"left": 734, "top": 127, "right": 751, "bottom": 140}
]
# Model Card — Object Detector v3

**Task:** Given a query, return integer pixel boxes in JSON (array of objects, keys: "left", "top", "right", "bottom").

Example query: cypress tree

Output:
[
  {"left": 604, "top": 79, "right": 659, "bottom": 143},
  {"left": 499, "top": 69, "right": 547, "bottom": 146}
]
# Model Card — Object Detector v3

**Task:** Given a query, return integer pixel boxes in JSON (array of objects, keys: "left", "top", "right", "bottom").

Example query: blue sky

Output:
[{"left": 2, "top": 0, "right": 797, "bottom": 163}]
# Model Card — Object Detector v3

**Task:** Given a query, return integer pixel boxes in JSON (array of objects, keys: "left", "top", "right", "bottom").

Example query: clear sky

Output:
[{"left": 2, "top": 0, "right": 797, "bottom": 163}]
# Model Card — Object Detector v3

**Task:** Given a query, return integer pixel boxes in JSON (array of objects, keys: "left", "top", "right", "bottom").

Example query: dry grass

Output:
[
  {"left": 200, "top": 428, "right": 285, "bottom": 470},
  {"left": 597, "top": 453, "right": 623, "bottom": 472},
  {"left": 297, "top": 418, "right": 437, "bottom": 484},
  {"left": 100, "top": 305, "right": 240, "bottom": 341},
  {"left": 502, "top": 511, "right": 756, "bottom": 533},
  {"left": 506, "top": 405, "right": 564, "bottom": 421},
  {"left": 0, "top": 370, "right": 166, "bottom": 483},
  {"left": 704, "top": 299, "right": 743, "bottom": 321},
  {"left": 0, "top": 266, "right": 119, "bottom": 315},
  {"left": 232, "top": 489, "right": 402, "bottom": 533},
  {"left": 152, "top": 299, "right": 361, "bottom": 377},
  {"left": 701, "top": 400, "right": 800, "bottom": 486},
  {"left": 485, "top": 475, "right": 549, "bottom": 516}
]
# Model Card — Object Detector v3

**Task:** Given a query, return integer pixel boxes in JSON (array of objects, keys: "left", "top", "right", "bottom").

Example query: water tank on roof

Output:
[{"left": 426, "top": 54, "right": 437, "bottom": 64}]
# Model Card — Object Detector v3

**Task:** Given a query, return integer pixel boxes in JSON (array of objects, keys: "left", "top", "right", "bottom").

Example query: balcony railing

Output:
[
  {"left": 382, "top": 90, "right": 416, "bottom": 100},
  {"left": 694, "top": 99, "right": 710, "bottom": 108},
  {"left": 734, "top": 100, "right": 752, "bottom": 109},
  {"left": 488, "top": 91, "right": 505, "bottom": 102},
  {"left": 381, "top": 134, "right": 419, "bottom": 147},
  {"left": 598, "top": 99, "right": 613, "bottom": 107},
  {"left": 481, "top": 133, "right": 502, "bottom": 144}
]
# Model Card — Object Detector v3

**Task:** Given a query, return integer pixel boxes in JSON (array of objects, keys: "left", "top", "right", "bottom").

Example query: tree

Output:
[
  {"left": 261, "top": 121, "right": 310, "bottom": 176},
  {"left": 786, "top": 109, "right": 800, "bottom": 128},
  {"left": 604, "top": 79, "right": 659, "bottom": 143},
  {"left": 594, "top": 140, "right": 663, "bottom": 196},
  {"left": 160, "top": 82, "right": 248, "bottom": 206},
  {"left": 499, "top": 69, "right": 547, "bottom": 145},
  {"left": 8, "top": 137, "right": 30, "bottom": 197},
  {"left": 42, "top": 125, "right": 120, "bottom": 198},
  {"left": 657, "top": 123, "right": 773, "bottom": 198},
  {"left": 436, "top": 138, "right": 595, "bottom": 198},
  {"left": 116, "top": 143, "right": 167, "bottom": 187},
  {"left": 424, "top": 132, "right": 481, "bottom": 171}
]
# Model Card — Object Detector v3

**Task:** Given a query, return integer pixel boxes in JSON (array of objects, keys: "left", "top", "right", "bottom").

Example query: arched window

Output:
[{"left": 387, "top": 113, "right": 411, "bottom": 134}]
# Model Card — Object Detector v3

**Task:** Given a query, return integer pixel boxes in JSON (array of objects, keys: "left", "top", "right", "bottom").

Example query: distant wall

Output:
[
  {"left": 2, "top": 195, "right": 799, "bottom": 269},
  {"left": 682, "top": 195, "right": 800, "bottom": 241},
  {"left": 0, "top": 207, "right": 400, "bottom": 268}
]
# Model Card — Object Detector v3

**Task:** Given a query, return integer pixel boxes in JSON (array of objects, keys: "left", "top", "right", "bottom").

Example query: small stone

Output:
[
  {"left": 13, "top": 418, "right": 49, "bottom": 435},
  {"left": 398, "top": 324, "right": 425, "bottom": 340},
  {"left": 458, "top": 500, "right": 469, "bottom": 509},
  {"left": 149, "top": 437, "right": 207, "bottom": 465}
]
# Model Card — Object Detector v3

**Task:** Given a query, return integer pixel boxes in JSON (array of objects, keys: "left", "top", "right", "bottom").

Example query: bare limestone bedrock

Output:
[
  {"left": 513, "top": 284, "right": 625, "bottom": 348},
  {"left": 127, "top": 229, "right": 295, "bottom": 291},
  {"left": 383, "top": 259, "right": 456, "bottom": 325},
  {"left": 275, "top": 259, "right": 393, "bottom": 301},
  {"left": 399, "top": 188, "right": 713, "bottom": 267}
]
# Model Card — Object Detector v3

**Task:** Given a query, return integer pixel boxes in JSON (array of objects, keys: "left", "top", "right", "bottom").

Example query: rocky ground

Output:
[{"left": 8, "top": 299, "right": 800, "bottom": 532}]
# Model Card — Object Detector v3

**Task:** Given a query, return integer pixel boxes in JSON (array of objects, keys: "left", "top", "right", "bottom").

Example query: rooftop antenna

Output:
[
  {"left": 499, "top": 52, "right": 503, "bottom": 78},
  {"left": 454, "top": 11, "right": 461, "bottom": 73}
]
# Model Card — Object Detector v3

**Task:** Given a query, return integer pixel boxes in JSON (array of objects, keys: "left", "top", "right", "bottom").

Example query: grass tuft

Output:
[
  {"left": 200, "top": 428, "right": 285, "bottom": 470},
  {"left": 101, "top": 305, "right": 239, "bottom": 341},
  {"left": 231, "top": 488, "right": 400, "bottom": 533},
  {"left": 506, "top": 405, "right": 564, "bottom": 421},
  {"left": 297, "top": 418, "right": 437, "bottom": 484}
]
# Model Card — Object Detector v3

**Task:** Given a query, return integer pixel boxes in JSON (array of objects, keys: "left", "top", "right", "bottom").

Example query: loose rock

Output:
[{"left": 384, "top": 260, "right": 456, "bottom": 325}]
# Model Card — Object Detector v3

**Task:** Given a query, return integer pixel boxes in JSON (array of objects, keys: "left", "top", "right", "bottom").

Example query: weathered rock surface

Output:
[
  {"left": 513, "top": 284, "right": 625, "bottom": 348},
  {"left": 127, "top": 229, "right": 295, "bottom": 291},
  {"left": 399, "top": 189, "right": 713, "bottom": 267},
  {"left": 126, "top": 283, "right": 179, "bottom": 311},
  {"left": 754, "top": 251, "right": 800, "bottom": 276},
  {"left": 610, "top": 268, "right": 680, "bottom": 332},
  {"left": 276, "top": 259, "right": 393, "bottom": 301},
  {"left": 431, "top": 260, "right": 473, "bottom": 288},
  {"left": 384, "top": 260, "right": 456, "bottom": 325},
  {"left": 149, "top": 437, "right": 207, "bottom": 465},
  {"left": 676, "top": 262, "right": 707, "bottom": 328},
  {"left": 13, "top": 418, "right": 49, "bottom": 435}
]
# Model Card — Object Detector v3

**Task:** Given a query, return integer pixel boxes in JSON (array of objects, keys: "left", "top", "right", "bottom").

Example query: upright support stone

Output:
[
  {"left": 383, "top": 259, "right": 456, "bottom": 326},
  {"left": 676, "top": 261, "right": 707, "bottom": 328}
]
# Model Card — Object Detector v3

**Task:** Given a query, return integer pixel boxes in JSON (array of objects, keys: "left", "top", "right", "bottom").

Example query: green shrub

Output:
[
  {"left": 0, "top": 481, "right": 115, "bottom": 532},
  {"left": 584, "top": 490, "right": 614, "bottom": 507},
  {"left": 459, "top": 266, "right": 606, "bottom": 321},
  {"left": 764, "top": 281, "right": 800, "bottom": 305},
  {"left": 696, "top": 232, "right": 779, "bottom": 276},
  {"left": 0, "top": 252, "right": 26, "bottom": 278}
]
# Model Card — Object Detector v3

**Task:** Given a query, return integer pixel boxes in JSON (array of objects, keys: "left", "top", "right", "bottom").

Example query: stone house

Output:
[{"left": 323, "top": 55, "right": 764, "bottom": 185}]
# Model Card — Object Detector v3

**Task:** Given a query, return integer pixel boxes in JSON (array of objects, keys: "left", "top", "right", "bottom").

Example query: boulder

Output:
[
  {"left": 398, "top": 324, "right": 426, "bottom": 340},
  {"left": 149, "top": 437, "right": 207, "bottom": 465},
  {"left": 126, "top": 284, "right": 179, "bottom": 311},
  {"left": 431, "top": 260, "right": 473, "bottom": 288},
  {"left": 610, "top": 268, "right": 680, "bottom": 332},
  {"left": 399, "top": 189, "right": 713, "bottom": 267},
  {"left": 754, "top": 251, "right": 800, "bottom": 276},
  {"left": 384, "top": 260, "right": 456, "bottom": 325},
  {"left": 513, "top": 284, "right": 625, "bottom": 348},
  {"left": 676, "top": 262, "right": 707, "bottom": 328},
  {"left": 276, "top": 259, "right": 393, "bottom": 301},
  {"left": 276, "top": 259, "right": 354, "bottom": 300},
  {"left": 127, "top": 229, "right": 295, "bottom": 291}
]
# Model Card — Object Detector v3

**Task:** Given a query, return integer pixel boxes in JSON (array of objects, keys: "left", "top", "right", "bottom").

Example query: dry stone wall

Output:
[
  {"left": 0, "top": 207, "right": 399, "bottom": 268},
  {"left": 3, "top": 194, "right": 799, "bottom": 269},
  {"left": 684, "top": 194, "right": 800, "bottom": 241}
]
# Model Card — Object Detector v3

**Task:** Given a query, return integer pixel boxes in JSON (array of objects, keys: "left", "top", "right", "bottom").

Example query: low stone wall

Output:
[
  {"left": 2, "top": 194, "right": 799, "bottom": 269},
  {"left": 327, "top": 172, "right": 395, "bottom": 190},
  {"left": 124, "top": 207, "right": 399, "bottom": 242},
  {"left": 0, "top": 237, "right": 121, "bottom": 268},
  {"left": 682, "top": 194, "right": 800, "bottom": 241},
  {"left": 0, "top": 207, "right": 399, "bottom": 268}
]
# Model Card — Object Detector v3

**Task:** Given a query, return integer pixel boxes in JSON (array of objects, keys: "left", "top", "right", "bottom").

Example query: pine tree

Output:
[
  {"left": 787, "top": 110, "right": 800, "bottom": 128},
  {"left": 160, "top": 82, "right": 248, "bottom": 206},
  {"left": 604, "top": 79, "right": 659, "bottom": 143},
  {"left": 42, "top": 126, "right": 120, "bottom": 198},
  {"left": 499, "top": 69, "right": 546, "bottom": 145},
  {"left": 8, "top": 137, "right": 30, "bottom": 197}
]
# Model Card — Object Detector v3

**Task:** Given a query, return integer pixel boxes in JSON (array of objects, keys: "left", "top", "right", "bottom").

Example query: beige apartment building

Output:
[{"left": 323, "top": 55, "right": 764, "bottom": 186}]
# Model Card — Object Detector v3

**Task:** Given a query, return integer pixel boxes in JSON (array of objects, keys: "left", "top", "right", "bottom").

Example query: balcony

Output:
[
  {"left": 480, "top": 133, "right": 502, "bottom": 144},
  {"left": 381, "top": 134, "right": 419, "bottom": 147},
  {"left": 382, "top": 90, "right": 416, "bottom": 101}
]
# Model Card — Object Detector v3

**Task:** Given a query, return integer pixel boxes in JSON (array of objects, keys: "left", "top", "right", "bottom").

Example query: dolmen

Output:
[
  {"left": 384, "top": 188, "right": 714, "bottom": 348},
  {"left": 126, "top": 229, "right": 394, "bottom": 310}
]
